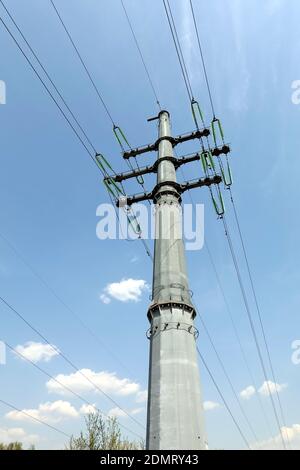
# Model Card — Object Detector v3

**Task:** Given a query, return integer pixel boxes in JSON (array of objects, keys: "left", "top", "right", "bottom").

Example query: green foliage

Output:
[
  {"left": 67, "top": 412, "right": 143, "bottom": 450},
  {"left": 0, "top": 441, "right": 23, "bottom": 450},
  {"left": 0, "top": 441, "right": 35, "bottom": 450}
]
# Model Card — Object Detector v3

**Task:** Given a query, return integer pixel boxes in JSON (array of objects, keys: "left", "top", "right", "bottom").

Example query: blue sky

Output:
[{"left": 0, "top": 0, "right": 299, "bottom": 450}]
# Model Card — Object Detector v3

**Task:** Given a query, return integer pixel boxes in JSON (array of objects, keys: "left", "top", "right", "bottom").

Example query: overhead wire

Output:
[
  {"left": 179, "top": 162, "right": 272, "bottom": 436},
  {"left": 197, "top": 347, "right": 251, "bottom": 450},
  {"left": 0, "top": 231, "right": 137, "bottom": 377},
  {"left": 49, "top": 0, "right": 153, "bottom": 242},
  {"left": 120, "top": 0, "right": 161, "bottom": 111},
  {"left": 5, "top": 342, "right": 144, "bottom": 440},
  {"left": 0, "top": 5, "right": 151, "bottom": 261},
  {"left": 196, "top": 305, "right": 259, "bottom": 443},
  {"left": 222, "top": 216, "right": 287, "bottom": 449},
  {"left": 0, "top": 294, "right": 145, "bottom": 432},
  {"left": 0, "top": 0, "right": 97, "bottom": 155},
  {"left": 0, "top": 398, "right": 71, "bottom": 439},
  {"left": 49, "top": 0, "right": 146, "bottom": 188},
  {"left": 162, "top": 0, "right": 193, "bottom": 102},
  {"left": 49, "top": 0, "right": 115, "bottom": 125},
  {"left": 187, "top": 0, "right": 290, "bottom": 445},
  {"left": 204, "top": 240, "right": 273, "bottom": 438},
  {"left": 228, "top": 193, "right": 291, "bottom": 446},
  {"left": 189, "top": 0, "right": 215, "bottom": 118},
  {"left": 0, "top": 16, "right": 96, "bottom": 161},
  {"left": 165, "top": 0, "right": 289, "bottom": 448},
  {"left": 0, "top": 1, "right": 151, "bottom": 356}
]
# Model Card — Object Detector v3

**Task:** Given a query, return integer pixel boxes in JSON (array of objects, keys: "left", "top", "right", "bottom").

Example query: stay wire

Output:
[
  {"left": 121, "top": 0, "right": 161, "bottom": 111},
  {"left": 0, "top": 295, "right": 145, "bottom": 431}
]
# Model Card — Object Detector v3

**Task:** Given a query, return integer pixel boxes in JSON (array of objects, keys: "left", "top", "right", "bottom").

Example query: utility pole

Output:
[{"left": 105, "top": 110, "right": 229, "bottom": 450}]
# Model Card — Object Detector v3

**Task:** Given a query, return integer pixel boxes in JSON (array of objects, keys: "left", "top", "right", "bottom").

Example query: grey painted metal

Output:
[{"left": 146, "top": 111, "right": 206, "bottom": 450}]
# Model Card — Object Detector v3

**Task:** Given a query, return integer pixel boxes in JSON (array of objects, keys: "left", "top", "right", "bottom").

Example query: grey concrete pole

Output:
[{"left": 146, "top": 110, "right": 206, "bottom": 450}]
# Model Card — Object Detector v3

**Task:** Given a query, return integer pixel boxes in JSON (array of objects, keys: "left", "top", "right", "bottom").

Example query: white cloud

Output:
[
  {"left": 79, "top": 404, "right": 97, "bottom": 415},
  {"left": 101, "top": 278, "right": 148, "bottom": 303},
  {"left": 240, "top": 385, "right": 256, "bottom": 400},
  {"left": 203, "top": 401, "right": 220, "bottom": 411},
  {"left": 46, "top": 368, "right": 140, "bottom": 397},
  {"left": 131, "top": 407, "right": 144, "bottom": 416},
  {"left": 6, "top": 400, "right": 79, "bottom": 424},
  {"left": 100, "top": 294, "right": 111, "bottom": 305},
  {"left": 253, "top": 424, "right": 300, "bottom": 450},
  {"left": 14, "top": 341, "right": 59, "bottom": 363},
  {"left": 136, "top": 390, "right": 148, "bottom": 403},
  {"left": 108, "top": 407, "right": 143, "bottom": 419},
  {"left": 258, "top": 381, "right": 287, "bottom": 397},
  {"left": 0, "top": 427, "right": 39, "bottom": 447},
  {"left": 108, "top": 407, "right": 126, "bottom": 418}
]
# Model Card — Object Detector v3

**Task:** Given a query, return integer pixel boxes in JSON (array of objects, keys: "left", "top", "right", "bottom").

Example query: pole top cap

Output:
[
  {"left": 158, "top": 109, "right": 170, "bottom": 117},
  {"left": 147, "top": 110, "right": 170, "bottom": 122}
]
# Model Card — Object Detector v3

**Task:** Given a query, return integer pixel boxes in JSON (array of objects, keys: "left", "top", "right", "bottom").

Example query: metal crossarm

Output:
[
  {"left": 115, "top": 175, "right": 221, "bottom": 206},
  {"left": 123, "top": 127, "right": 211, "bottom": 159}
]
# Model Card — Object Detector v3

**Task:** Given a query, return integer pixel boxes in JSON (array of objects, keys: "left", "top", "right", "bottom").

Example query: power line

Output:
[
  {"left": 179, "top": 164, "right": 272, "bottom": 439},
  {"left": 162, "top": 0, "right": 193, "bottom": 102},
  {"left": 228, "top": 191, "right": 291, "bottom": 447},
  {"left": 196, "top": 306, "right": 259, "bottom": 443},
  {"left": 0, "top": 230, "right": 135, "bottom": 377},
  {"left": 0, "top": 15, "right": 95, "bottom": 162},
  {"left": 204, "top": 241, "right": 274, "bottom": 438},
  {"left": 0, "top": 398, "right": 71, "bottom": 439},
  {"left": 121, "top": 0, "right": 161, "bottom": 110},
  {"left": 0, "top": 9, "right": 151, "bottom": 262},
  {"left": 0, "top": 294, "right": 145, "bottom": 431},
  {"left": 0, "top": 0, "right": 97, "bottom": 155},
  {"left": 6, "top": 342, "right": 144, "bottom": 440},
  {"left": 175, "top": 0, "right": 289, "bottom": 446},
  {"left": 48, "top": 0, "right": 153, "bottom": 216},
  {"left": 222, "top": 216, "right": 287, "bottom": 449},
  {"left": 197, "top": 348, "right": 251, "bottom": 450},
  {"left": 189, "top": 0, "right": 215, "bottom": 117},
  {"left": 49, "top": 0, "right": 115, "bottom": 125},
  {"left": 165, "top": 0, "right": 194, "bottom": 98}
]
